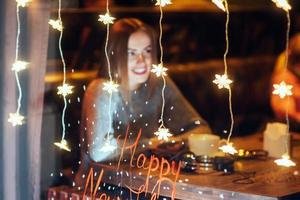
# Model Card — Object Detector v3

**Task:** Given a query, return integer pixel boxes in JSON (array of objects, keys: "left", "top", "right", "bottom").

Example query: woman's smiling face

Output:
[{"left": 127, "top": 31, "right": 152, "bottom": 90}]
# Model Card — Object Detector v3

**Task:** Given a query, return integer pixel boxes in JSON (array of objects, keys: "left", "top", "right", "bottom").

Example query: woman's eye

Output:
[
  {"left": 128, "top": 51, "right": 136, "bottom": 56},
  {"left": 144, "top": 48, "right": 152, "bottom": 56}
]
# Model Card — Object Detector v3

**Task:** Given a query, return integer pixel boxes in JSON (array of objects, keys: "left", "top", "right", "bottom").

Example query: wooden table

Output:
[
  {"left": 48, "top": 133, "right": 300, "bottom": 200},
  {"left": 97, "top": 133, "right": 300, "bottom": 200}
]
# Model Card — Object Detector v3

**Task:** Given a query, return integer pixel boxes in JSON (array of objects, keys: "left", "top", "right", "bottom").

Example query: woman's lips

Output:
[{"left": 131, "top": 67, "right": 147, "bottom": 75}]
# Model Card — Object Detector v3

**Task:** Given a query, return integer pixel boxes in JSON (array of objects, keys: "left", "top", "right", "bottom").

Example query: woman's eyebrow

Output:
[{"left": 128, "top": 44, "right": 152, "bottom": 51}]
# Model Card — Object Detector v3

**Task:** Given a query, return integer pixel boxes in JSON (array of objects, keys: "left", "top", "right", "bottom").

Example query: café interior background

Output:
[{"left": 1, "top": 0, "right": 300, "bottom": 199}]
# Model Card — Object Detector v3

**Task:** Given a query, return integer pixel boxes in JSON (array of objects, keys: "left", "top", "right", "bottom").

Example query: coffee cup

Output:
[{"left": 188, "top": 134, "right": 221, "bottom": 156}]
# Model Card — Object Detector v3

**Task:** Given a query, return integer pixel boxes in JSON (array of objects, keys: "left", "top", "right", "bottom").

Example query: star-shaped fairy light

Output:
[
  {"left": 274, "top": 154, "right": 296, "bottom": 167},
  {"left": 213, "top": 74, "right": 233, "bottom": 89},
  {"left": 98, "top": 13, "right": 115, "bottom": 25},
  {"left": 212, "top": 0, "right": 226, "bottom": 11},
  {"left": 8, "top": 112, "right": 25, "bottom": 126},
  {"left": 155, "top": 0, "right": 172, "bottom": 7},
  {"left": 49, "top": 19, "right": 63, "bottom": 32},
  {"left": 54, "top": 139, "right": 71, "bottom": 152},
  {"left": 103, "top": 81, "right": 119, "bottom": 94},
  {"left": 12, "top": 60, "right": 29, "bottom": 72},
  {"left": 100, "top": 141, "right": 117, "bottom": 152},
  {"left": 154, "top": 127, "right": 173, "bottom": 141},
  {"left": 272, "top": 81, "right": 293, "bottom": 99},
  {"left": 16, "top": 0, "right": 30, "bottom": 7},
  {"left": 271, "top": 0, "right": 291, "bottom": 11},
  {"left": 219, "top": 142, "right": 237, "bottom": 155},
  {"left": 151, "top": 63, "right": 168, "bottom": 77},
  {"left": 57, "top": 83, "right": 74, "bottom": 97}
]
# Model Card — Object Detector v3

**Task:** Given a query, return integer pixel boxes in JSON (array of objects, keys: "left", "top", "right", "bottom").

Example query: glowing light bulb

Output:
[
  {"left": 274, "top": 154, "right": 296, "bottom": 167},
  {"left": 8, "top": 112, "right": 25, "bottom": 126},
  {"left": 54, "top": 139, "right": 71, "bottom": 152},
  {"left": 273, "top": 81, "right": 293, "bottom": 99},
  {"left": 213, "top": 74, "right": 233, "bottom": 89},
  {"left": 57, "top": 83, "right": 74, "bottom": 97},
  {"left": 16, "top": 0, "right": 30, "bottom": 7},
  {"left": 271, "top": 0, "right": 291, "bottom": 11},
  {"left": 151, "top": 63, "right": 168, "bottom": 77},
  {"left": 155, "top": 0, "right": 172, "bottom": 7},
  {"left": 100, "top": 141, "right": 117, "bottom": 152},
  {"left": 98, "top": 13, "right": 115, "bottom": 25},
  {"left": 219, "top": 142, "right": 237, "bottom": 155},
  {"left": 49, "top": 19, "right": 63, "bottom": 32},
  {"left": 154, "top": 127, "right": 172, "bottom": 141},
  {"left": 103, "top": 81, "right": 119, "bottom": 94},
  {"left": 12, "top": 60, "right": 29, "bottom": 72},
  {"left": 212, "top": 0, "right": 226, "bottom": 11}
]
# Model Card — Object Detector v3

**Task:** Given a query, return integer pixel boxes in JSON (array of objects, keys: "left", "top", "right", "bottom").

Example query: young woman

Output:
[{"left": 78, "top": 18, "right": 211, "bottom": 174}]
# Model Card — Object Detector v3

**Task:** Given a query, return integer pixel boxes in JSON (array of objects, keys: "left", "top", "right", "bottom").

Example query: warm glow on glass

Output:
[
  {"left": 155, "top": 0, "right": 172, "bottom": 7},
  {"left": 49, "top": 19, "right": 63, "bottom": 32},
  {"left": 154, "top": 127, "right": 173, "bottom": 141},
  {"left": 100, "top": 141, "right": 117, "bottom": 152},
  {"left": 103, "top": 81, "right": 119, "bottom": 94},
  {"left": 151, "top": 63, "right": 168, "bottom": 77},
  {"left": 16, "top": 0, "right": 30, "bottom": 7},
  {"left": 219, "top": 143, "right": 237, "bottom": 155},
  {"left": 12, "top": 60, "right": 29, "bottom": 72},
  {"left": 57, "top": 83, "right": 74, "bottom": 97},
  {"left": 98, "top": 13, "right": 115, "bottom": 25},
  {"left": 213, "top": 74, "right": 233, "bottom": 89},
  {"left": 273, "top": 81, "right": 293, "bottom": 99},
  {"left": 274, "top": 154, "right": 296, "bottom": 167},
  {"left": 212, "top": 0, "right": 226, "bottom": 11},
  {"left": 8, "top": 112, "right": 25, "bottom": 126},
  {"left": 271, "top": 0, "right": 291, "bottom": 11},
  {"left": 54, "top": 139, "right": 71, "bottom": 152}
]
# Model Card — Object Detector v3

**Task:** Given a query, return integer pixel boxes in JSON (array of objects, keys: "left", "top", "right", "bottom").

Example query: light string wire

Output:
[
  {"left": 158, "top": 5, "right": 167, "bottom": 128},
  {"left": 58, "top": 0, "right": 68, "bottom": 141},
  {"left": 104, "top": 0, "right": 113, "bottom": 140},
  {"left": 15, "top": 5, "right": 23, "bottom": 115},
  {"left": 284, "top": 11, "right": 291, "bottom": 154},
  {"left": 224, "top": 0, "right": 234, "bottom": 144}
]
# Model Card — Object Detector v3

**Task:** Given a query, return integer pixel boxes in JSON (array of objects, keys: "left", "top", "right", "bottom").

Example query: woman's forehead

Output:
[{"left": 128, "top": 31, "right": 151, "bottom": 50}]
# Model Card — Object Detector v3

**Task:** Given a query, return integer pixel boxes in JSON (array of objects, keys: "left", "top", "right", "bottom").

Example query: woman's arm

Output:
[{"left": 82, "top": 79, "right": 119, "bottom": 162}]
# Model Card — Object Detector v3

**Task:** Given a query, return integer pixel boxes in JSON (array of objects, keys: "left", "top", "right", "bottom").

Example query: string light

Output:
[
  {"left": 274, "top": 154, "right": 296, "bottom": 167},
  {"left": 271, "top": 1, "right": 296, "bottom": 167},
  {"left": 52, "top": 0, "right": 73, "bottom": 151},
  {"left": 49, "top": 19, "right": 63, "bottom": 32},
  {"left": 103, "top": 81, "right": 119, "bottom": 94},
  {"left": 211, "top": 0, "right": 237, "bottom": 154},
  {"left": 272, "top": 81, "right": 293, "bottom": 98},
  {"left": 155, "top": 0, "right": 172, "bottom": 7},
  {"left": 8, "top": 112, "right": 25, "bottom": 126},
  {"left": 8, "top": 0, "right": 30, "bottom": 126},
  {"left": 151, "top": 63, "right": 168, "bottom": 77},
  {"left": 54, "top": 139, "right": 71, "bottom": 152},
  {"left": 57, "top": 83, "right": 74, "bottom": 97},
  {"left": 154, "top": 127, "right": 172, "bottom": 141},
  {"left": 218, "top": 142, "right": 237, "bottom": 155},
  {"left": 100, "top": 140, "right": 117, "bottom": 152},
  {"left": 271, "top": 0, "right": 291, "bottom": 11},
  {"left": 212, "top": 74, "right": 232, "bottom": 89},
  {"left": 151, "top": 1, "right": 173, "bottom": 141},
  {"left": 98, "top": 13, "right": 115, "bottom": 25},
  {"left": 12, "top": 60, "right": 29, "bottom": 72},
  {"left": 16, "top": 0, "right": 30, "bottom": 7},
  {"left": 212, "top": 0, "right": 226, "bottom": 11},
  {"left": 99, "top": 0, "right": 119, "bottom": 152}
]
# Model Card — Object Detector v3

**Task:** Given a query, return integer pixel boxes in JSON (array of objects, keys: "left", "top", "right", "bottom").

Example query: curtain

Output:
[{"left": 2, "top": 0, "right": 50, "bottom": 199}]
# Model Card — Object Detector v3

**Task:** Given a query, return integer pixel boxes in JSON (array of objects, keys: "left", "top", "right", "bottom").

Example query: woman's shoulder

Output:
[{"left": 86, "top": 78, "right": 107, "bottom": 94}]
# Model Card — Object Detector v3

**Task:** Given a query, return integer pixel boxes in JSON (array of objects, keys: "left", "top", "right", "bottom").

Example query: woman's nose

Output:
[{"left": 137, "top": 53, "right": 145, "bottom": 62}]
